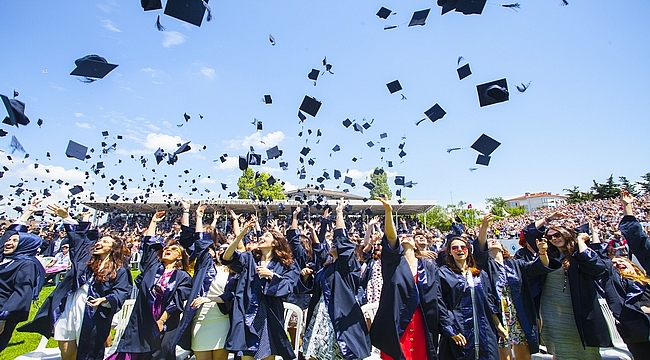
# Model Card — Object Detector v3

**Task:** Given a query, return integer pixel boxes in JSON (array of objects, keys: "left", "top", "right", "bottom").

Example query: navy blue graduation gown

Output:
[
  {"left": 299, "top": 228, "right": 370, "bottom": 360},
  {"left": 18, "top": 221, "right": 132, "bottom": 360},
  {"left": 437, "top": 265, "right": 499, "bottom": 360},
  {"left": 221, "top": 250, "right": 299, "bottom": 360},
  {"left": 114, "top": 235, "right": 192, "bottom": 359},
  {"left": 370, "top": 236, "right": 453, "bottom": 360}
]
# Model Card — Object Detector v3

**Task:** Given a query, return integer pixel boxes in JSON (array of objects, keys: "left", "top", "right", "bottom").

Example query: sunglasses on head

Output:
[{"left": 451, "top": 245, "right": 468, "bottom": 252}]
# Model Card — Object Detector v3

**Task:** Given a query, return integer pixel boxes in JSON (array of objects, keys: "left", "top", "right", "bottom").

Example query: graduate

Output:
[
  {"left": 299, "top": 198, "right": 371, "bottom": 360},
  {"left": 107, "top": 210, "right": 192, "bottom": 360},
  {"left": 19, "top": 204, "right": 132, "bottom": 360},
  {"left": 0, "top": 199, "right": 45, "bottom": 353}
]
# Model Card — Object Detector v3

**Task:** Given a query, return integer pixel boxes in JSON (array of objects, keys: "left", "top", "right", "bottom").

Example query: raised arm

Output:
[
  {"left": 477, "top": 213, "right": 494, "bottom": 251},
  {"left": 229, "top": 209, "right": 241, "bottom": 237},
  {"left": 619, "top": 190, "right": 650, "bottom": 270},
  {"left": 377, "top": 196, "right": 397, "bottom": 246},
  {"left": 145, "top": 211, "right": 165, "bottom": 237},
  {"left": 222, "top": 219, "right": 255, "bottom": 262},
  {"left": 195, "top": 204, "right": 206, "bottom": 233}
]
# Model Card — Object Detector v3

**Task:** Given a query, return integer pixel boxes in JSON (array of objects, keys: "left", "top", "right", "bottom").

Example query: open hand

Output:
[{"left": 451, "top": 333, "right": 467, "bottom": 346}]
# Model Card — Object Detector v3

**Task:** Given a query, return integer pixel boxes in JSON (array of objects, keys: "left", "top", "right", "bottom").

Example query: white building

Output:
[{"left": 506, "top": 192, "right": 568, "bottom": 213}]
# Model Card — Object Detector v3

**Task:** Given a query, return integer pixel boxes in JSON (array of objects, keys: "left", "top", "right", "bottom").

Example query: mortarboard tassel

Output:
[
  {"left": 78, "top": 77, "right": 96, "bottom": 83},
  {"left": 202, "top": 0, "right": 212, "bottom": 22},
  {"left": 500, "top": 3, "right": 521, "bottom": 11},
  {"left": 156, "top": 15, "right": 165, "bottom": 31},
  {"left": 384, "top": 25, "right": 398, "bottom": 30},
  {"left": 13, "top": 90, "right": 19, "bottom": 98},
  {"left": 515, "top": 81, "right": 532, "bottom": 93}
]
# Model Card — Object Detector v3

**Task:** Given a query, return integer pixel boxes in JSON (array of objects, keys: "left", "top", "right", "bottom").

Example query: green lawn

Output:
[{"left": 1, "top": 269, "right": 140, "bottom": 360}]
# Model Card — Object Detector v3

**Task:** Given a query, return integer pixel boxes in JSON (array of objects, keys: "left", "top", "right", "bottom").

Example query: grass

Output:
[{"left": 1, "top": 269, "right": 140, "bottom": 360}]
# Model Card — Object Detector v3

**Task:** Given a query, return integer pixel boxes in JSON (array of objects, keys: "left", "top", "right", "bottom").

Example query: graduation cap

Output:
[
  {"left": 110, "top": 194, "right": 120, "bottom": 201},
  {"left": 1, "top": 95, "right": 30, "bottom": 127},
  {"left": 308, "top": 69, "right": 320, "bottom": 82},
  {"left": 457, "top": 63, "right": 472, "bottom": 80},
  {"left": 362, "top": 122, "right": 371, "bottom": 130},
  {"left": 398, "top": 150, "right": 407, "bottom": 158},
  {"left": 367, "top": 141, "right": 375, "bottom": 148},
  {"left": 342, "top": 118, "right": 352, "bottom": 128},
  {"left": 408, "top": 9, "right": 431, "bottom": 26},
  {"left": 102, "top": 131, "right": 109, "bottom": 137},
  {"left": 471, "top": 134, "right": 501, "bottom": 156},
  {"left": 279, "top": 161, "right": 289, "bottom": 170},
  {"left": 300, "top": 147, "right": 311, "bottom": 156},
  {"left": 142, "top": 0, "right": 162, "bottom": 11},
  {"left": 0, "top": 129, "right": 7, "bottom": 137},
  {"left": 247, "top": 153, "right": 262, "bottom": 166},
  {"left": 267, "top": 176, "right": 276, "bottom": 185},
  {"left": 386, "top": 80, "right": 402, "bottom": 94},
  {"left": 299, "top": 95, "right": 322, "bottom": 117},
  {"left": 353, "top": 123, "right": 364, "bottom": 133},
  {"left": 477, "top": 78, "right": 509, "bottom": 107},
  {"left": 395, "top": 176, "right": 405, "bottom": 186},
  {"left": 256, "top": 121, "right": 263, "bottom": 131},
  {"left": 380, "top": 133, "right": 388, "bottom": 139},
  {"left": 174, "top": 141, "right": 192, "bottom": 155},
  {"left": 69, "top": 185, "right": 84, "bottom": 195},
  {"left": 297, "top": 111, "right": 307, "bottom": 122},
  {"left": 96, "top": 161, "right": 105, "bottom": 169},
  {"left": 264, "top": 95, "right": 272, "bottom": 104},
  {"left": 334, "top": 169, "right": 341, "bottom": 179},
  {"left": 476, "top": 154, "right": 491, "bottom": 166},
  {"left": 164, "top": 0, "right": 211, "bottom": 27},
  {"left": 238, "top": 156, "right": 248, "bottom": 171},
  {"left": 418, "top": 103, "right": 446, "bottom": 125},
  {"left": 376, "top": 6, "right": 393, "bottom": 19},
  {"left": 65, "top": 140, "right": 88, "bottom": 161},
  {"left": 36, "top": 118, "right": 43, "bottom": 127},
  {"left": 344, "top": 176, "right": 353, "bottom": 185},
  {"left": 440, "top": 0, "right": 487, "bottom": 15},
  {"left": 374, "top": 168, "right": 384, "bottom": 175},
  {"left": 266, "top": 146, "right": 282, "bottom": 159},
  {"left": 307, "top": 158, "right": 315, "bottom": 166},
  {"left": 363, "top": 182, "right": 375, "bottom": 190},
  {"left": 70, "top": 55, "right": 118, "bottom": 80}
]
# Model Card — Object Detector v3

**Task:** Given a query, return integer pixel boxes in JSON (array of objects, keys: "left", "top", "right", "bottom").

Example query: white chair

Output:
[
  {"left": 598, "top": 298, "right": 633, "bottom": 360},
  {"left": 361, "top": 302, "right": 381, "bottom": 360},
  {"left": 282, "top": 302, "right": 304, "bottom": 355},
  {"left": 17, "top": 299, "right": 136, "bottom": 360}
]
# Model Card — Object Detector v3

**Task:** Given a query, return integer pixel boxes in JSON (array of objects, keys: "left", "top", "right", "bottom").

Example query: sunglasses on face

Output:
[
  {"left": 451, "top": 245, "right": 468, "bottom": 252},
  {"left": 546, "top": 232, "right": 562, "bottom": 239}
]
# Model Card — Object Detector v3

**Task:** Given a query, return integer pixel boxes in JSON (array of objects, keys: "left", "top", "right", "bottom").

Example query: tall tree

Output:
[
  {"left": 564, "top": 186, "right": 591, "bottom": 204},
  {"left": 417, "top": 205, "right": 452, "bottom": 231},
  {"left": 486, "top": 197, "right": 508, "bottom": 216},
  {"left": 638, "top": 173, "right": 650, "bottom": 195},
  {"left": 619, "top": 176, "right": 639, "bottom": 196},
  {"left": 591, "top": 174, "right": 620, "bottom": 199},
  {"left": 369, "top": 167, "right": 391, "bottom": 199},
  {"left": 237, "top": 168, "right": 286, "bottom": 200}
]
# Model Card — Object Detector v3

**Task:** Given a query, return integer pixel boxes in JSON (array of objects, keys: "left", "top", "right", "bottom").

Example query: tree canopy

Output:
[
  {"left": 369, "top": 167, "right": 391, "bottom": 199},
  {"left": 237, "top": 168, "right": 286, "bottom": 200}
]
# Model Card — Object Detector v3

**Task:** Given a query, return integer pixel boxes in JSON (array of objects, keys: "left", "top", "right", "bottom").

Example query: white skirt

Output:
[
  {"left": 191, "top": 302, "right": 230, "bottom": 351},
  {"left": 53, "top": 283, "right": 89, "bottom": 342}
]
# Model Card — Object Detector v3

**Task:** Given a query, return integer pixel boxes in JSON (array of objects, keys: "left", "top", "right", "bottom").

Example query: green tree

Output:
[
  {"left": 417, "top": 205, "right": 452, "bottom": 231},
  {"left": 563, "top": 186, "right": 593, "bottom": 203},
  {"left": 369, "top": 167, "right": 391, "bottom": 199},
  {"left": 638, "top": 173, "right": 650, "bottom": 194},
  {"left": 506, "top": 206, "right": 526, "bottom": 216},
  {"left": 486, "top": 197, "right": 508, "bottom": 217},
  {"left": 591, "top": 174, "right": 620, "bottom": 199},
  {"left": 619, "top": 176, "right": 639, "bottom": 196},
  {"left": 237, "top": 168, "right": 286, "bottom": 200}
]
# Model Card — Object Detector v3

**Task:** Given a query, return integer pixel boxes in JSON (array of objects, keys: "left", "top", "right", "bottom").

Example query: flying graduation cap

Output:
[
  {"left": 416, "top": 103, "right": 446, "bottom": 125},
  {"left": 386, "top": 80, "right": 403, "bottom": 94},
  {"left": 299, "top": 95, "right": 322, "bottom": 117},
  {"left": 70, "top": 55, "right": 118, "bottom": 82},
  {"left": 477, "top": 78, "right": 509, "bottom": 107},
  {"left": 65, "top": 140, "right": 88, "bottom": 161},
  {"left": 438, "top": 0, "right": 487, "bottom": 15},
  {"left": 376, "top": 6, "right": 393, "bottom": 19},
  {"left": 471, "top": 134, "right": 501, "bottom": 156},
  {"left": 1, "top": 94, "right": 30, "bottom": 127},
  {"left": 163, "top": 0, "right": 212, "bottom": 27},
  {"left": 409, "top": 9, "right": 431, "bottom": 26},
  {"left": 457, "top": 57, "right": 472, "bottom": 80}
]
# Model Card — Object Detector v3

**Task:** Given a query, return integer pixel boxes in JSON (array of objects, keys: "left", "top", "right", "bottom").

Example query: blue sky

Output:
[{"left": 1, "top": 0, "right": 649, "bottom": 216}]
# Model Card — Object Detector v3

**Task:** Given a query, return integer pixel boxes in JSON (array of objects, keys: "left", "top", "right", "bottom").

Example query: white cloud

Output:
[
  {"left": 96, "top": 3, "right": 112, "bottom": 13},
  {"left": 162, "top": 121, "right": 172, "bottom": 128},
  {"left": 75, "top": 122, "right": 92, "bottom": 129},
  {"left": 199, "top": 177, "right": 216, "bottom": 184},
  {"left": 74, "top": 113, "right": 84, "bottom": 118},
  {"left": 345, "top": 168, "right": 373, "bottom": 180},
  {"left": 140, "top": 67, "right": 160, "bottom": 78},
  {"left": 214, "top": 157, "right": 239, "bottom": 170},
  {"left": 101, "top": 19, "right": 121, "bottom": 32},
  {"left": 163, "top": 31, "right": 186, "bottom": 48},
  {"left": 49, "top": 84, "right": 66, "bottom": 91},
  {"left": 282, "top": 181, "right": 298, "bottom": 192},
  {"left": 227, "top": 131, "right": 285, "bottom": 150},
  {"left": 200, "top": 67, "right": 215, "bottom": 79}
]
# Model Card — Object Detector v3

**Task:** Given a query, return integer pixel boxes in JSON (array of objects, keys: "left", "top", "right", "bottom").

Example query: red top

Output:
[{"left": 381, "top": 273, "right": 427, "bottom": 360}]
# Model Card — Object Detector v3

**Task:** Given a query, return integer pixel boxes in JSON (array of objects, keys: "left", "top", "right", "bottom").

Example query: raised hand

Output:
[
  {"left": 180, "top": 199, "right": 191, "bottom": 212},
  {"left": 46, "top": 203, "right": 70, "bottom": 219},
  {"left": 536, "top": 238, "right": 548, "bottom": 254},
  {"left": 196, "top": 203, "right": 207, "bottom": 215},
  {"left": 621, "top": 189, "right": 634, "bottom": 206},
  {"left": 27, "top": 198, "right": 42, "bottom": 213},
  {"left": 376, "top": 196, "right": 392, "bottom": 211},
  {"left": 293, "top": 207, "right": 302, "bottom": 217},
  {"left": 152, "top": 211, "right": 165, "bottom": 223}
]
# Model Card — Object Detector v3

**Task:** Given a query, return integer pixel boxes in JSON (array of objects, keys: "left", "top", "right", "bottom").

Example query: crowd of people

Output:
[{"left": 0, "top": 192, "right": 649, "bottom": 360}]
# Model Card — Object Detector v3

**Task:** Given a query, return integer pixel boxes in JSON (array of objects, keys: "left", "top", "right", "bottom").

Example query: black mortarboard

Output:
[
  {"left": 380, "top": 132, "right": 388, "bottom": 139},
  {"left": 279, "top": 161, "right": 288, "bottom": 170},
  {"left": 308, "top": 69, "right": 319, "bottom": 81},
  {"left": 374, "top": 168, "right": 384, "bottom": 175},
  {"left": 367, "top": 141, "right": 374, "bottom": 147},
  {"left": 142, "top": 0, "right": 162, "bottom": 11},
  {"left": 399, "top": 150, "right": 407, "bottom": 158},
  {"left": 424, "top": 103, "right": 446, "bottom": 123},
  {"left": 247, "top": 153, "right": 262, "bottom": 166},
  {"left": 300, "top": 147, "right": 311, "bottom": 156},
  {"left": 395, "top": 176, "right": 405, "bottom": 186},
  {"left": 344, "top": 176, "right": 353, "bottom": 185},
  {"left": 65, "top": 140, "right": 88, "bottom": 161},
  {"left": 37, "top": 118, "right": 43, "bottom": 127},
  {"left": 457, "top": 63, "right": 471, "bottom": 80},
  {"left": 334, "top": 169, "right": 341, "bottom": 179},
  {"left": 299, "top": 95, "right": 322, "bottom": 117},
  {"left": 221, "top": 183, "right": 228, "bottom": 190},
  {"left": 386, "top": 80, "right": 402, "bottom": 94},
  {"left": 380, "top": 147, "right": 386, "bottom": 152},
  {"left": 362, "top": 122, "right": 371, "bottom": 130},
  {"left": 96, "top": 161, "right": 105, "bottom": 169},
  {"left": 377, "top": 6, "right": 392, "bottom": 19},
  {"left": 256, "top": 121, "right": 263, "bottom": 131},
  {"left": 353, "top": 123, "right": 364, "bottom": 133},
  {"left": 408, "top": 9, "right": 430, "bottom": 26},
  {"left": 102, "top": 131, "right": 109, "bottom": 137},
  {"left": 477, "top": 78, "right": 509, "bottom": 107},
  {"left": 264, "top": 95, "right": 272, "bottom": 104},
  {"left": 476, "top": 154, "right": 491, "bottom": 166},
  {"left": 69, "top": 185, "right": 84, "bottom": 195},
  {"left": 363, "top": 182, "right": 375, "bottom": 190},
  {"left": 331, "top": 144, "right": 341, "bottom": 152},
  {"left": 164, "top": 0, "right": 209, "bottom": 27},
  {"left": 351, "top": 157, "right": 358, "bottom": 162},
  {"left": 471, "top": 134, "right": 501, "bottom": 156},
  {"left": 239, "top": 156, "right": 248, "bottom": 171},
  {"left": 70, "top": 55, "right": 118, "bottom": 79},
  {"left": 0, "top": 129, "right": 7, "bottom": 137},
  {"left": 266, "top": 146, "right": 282, "bottom": 159},
  {"left": 110, "top": 194, "right": 120, "bottom": 201},
  {"left": 307, "top": 158, "right": 315, "bottom": 166},
  {"left": 219, "top": 155, "right": 227, "bottom": 163},
  {"left": 174, "top": 141, "right": 192, "bottom": 155},
  {"left": 117, "top": 135, "right": 123, "bottom": 139},
  {"left": 342, "top": 118, "right": 352, "bottom": 128},
  {"left": 1, "top": 95, "right": 30, "bottom": 127},
  {"left": 455, "top": 0, "right": 487, "bottom": 15},
  {"left": 267, "top": 176, "right": 276, "bottom": 185}
]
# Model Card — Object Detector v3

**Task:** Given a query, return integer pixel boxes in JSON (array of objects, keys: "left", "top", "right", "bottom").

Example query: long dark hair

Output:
[
  {"left": 546, "top": 226, "right": 577, "bottom": 271},
  {"left": 252, "top": 230, "right": 294, "bottom": 267},
  {"left": 444, "top": 237, "right": 481, "bottom": 276},
  {"left": 87, "top": 236, "right": 129, "bottom": 282}
]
